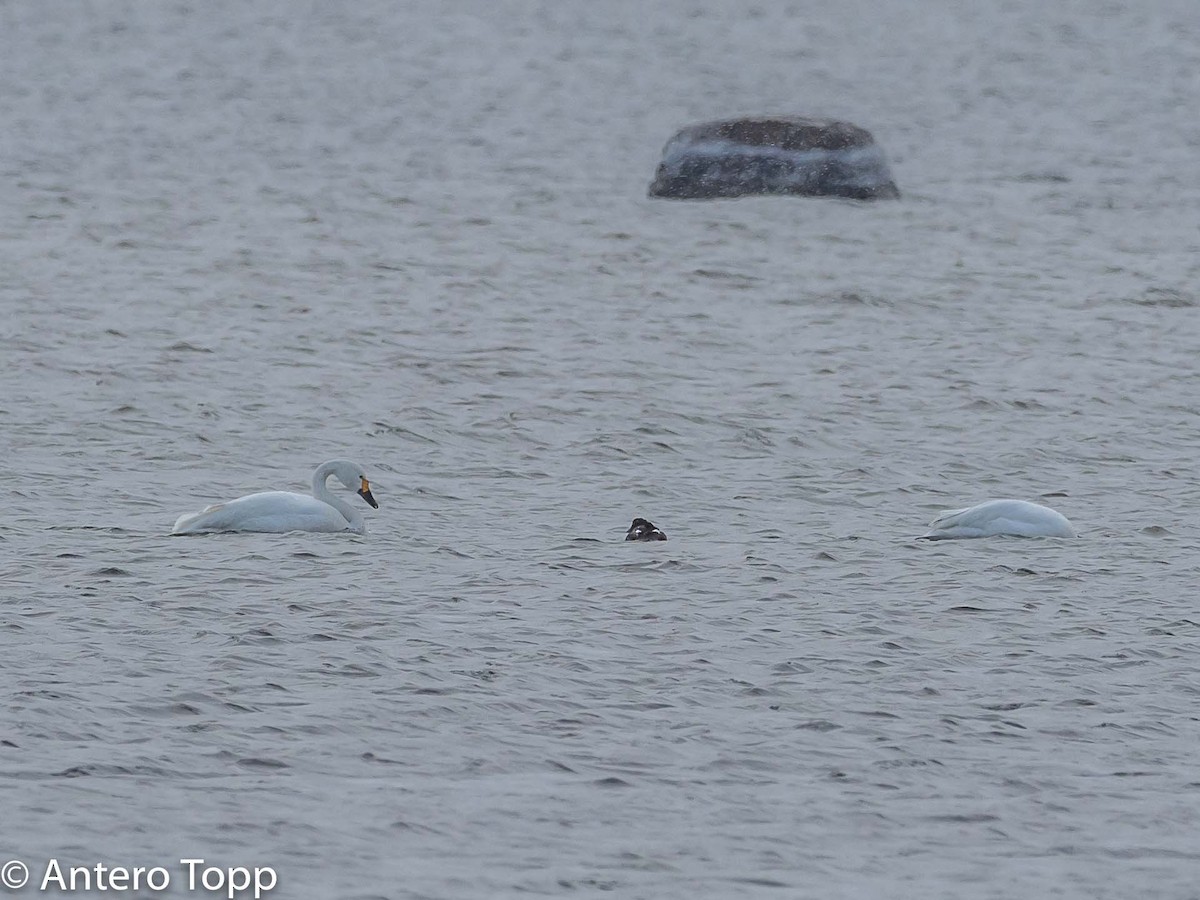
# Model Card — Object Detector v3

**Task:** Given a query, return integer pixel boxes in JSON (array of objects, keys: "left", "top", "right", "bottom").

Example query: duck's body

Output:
[
  {"left": 921, "top": 499, "right": 1075, "bottom": 540},
  {"left": 626, "top": 517, "right": 668, "bottom": 542},
  {"left": 172, "top": 459, "right": 378, "bottom": 535}
]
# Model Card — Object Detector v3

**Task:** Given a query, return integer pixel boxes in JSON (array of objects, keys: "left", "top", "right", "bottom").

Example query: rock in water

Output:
[{"left": 648, "top": 117, "right": 899, "bottom": 201}]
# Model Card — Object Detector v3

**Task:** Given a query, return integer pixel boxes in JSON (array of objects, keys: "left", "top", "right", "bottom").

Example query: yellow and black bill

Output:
[{"left": 357, "top": 477, "right": 379, "bottom": 509}]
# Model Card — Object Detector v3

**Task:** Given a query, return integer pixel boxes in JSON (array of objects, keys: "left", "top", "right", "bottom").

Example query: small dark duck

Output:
[{"left": 625, "top": 517, "right": 667, "bottom": 542}]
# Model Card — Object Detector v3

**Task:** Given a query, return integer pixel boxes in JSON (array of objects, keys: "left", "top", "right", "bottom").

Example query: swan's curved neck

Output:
[{"left": 312, "top": 463, "right": 363, "bottom": 529}]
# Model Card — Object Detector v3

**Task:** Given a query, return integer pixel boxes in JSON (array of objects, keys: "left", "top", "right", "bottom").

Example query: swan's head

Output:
[
  {"left": 326, "top": 460, "right": 379, "bottom": 509},
  {"left": 626, "top": 517, "right": 667, "bottom": 542}
]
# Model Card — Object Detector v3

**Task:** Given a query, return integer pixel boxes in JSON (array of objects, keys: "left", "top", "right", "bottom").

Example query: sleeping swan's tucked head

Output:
[{"left": 172, "top": 458, "right": 379, "bottom": 535}]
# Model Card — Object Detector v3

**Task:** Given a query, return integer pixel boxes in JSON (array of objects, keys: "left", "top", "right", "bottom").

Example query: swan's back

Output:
[
  {"left": 171, "top": 490, "right": 357, "bottom": 535},
  {"left": 922, "top": 499, "right": 1076, "bottom": 540}
]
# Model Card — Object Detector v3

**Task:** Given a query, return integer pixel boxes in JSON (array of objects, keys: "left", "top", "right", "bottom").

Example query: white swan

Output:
[
  {"left": 172, "top": 459, "right": 379, "bottom": 535},
  {"left": 921, "top": 499, "right": 1076, "bottom": 540}
]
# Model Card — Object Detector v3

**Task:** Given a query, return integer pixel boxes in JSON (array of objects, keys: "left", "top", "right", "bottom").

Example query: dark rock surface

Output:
[{"left": 649, "top": 117, "right": 899, "bottom": 201}]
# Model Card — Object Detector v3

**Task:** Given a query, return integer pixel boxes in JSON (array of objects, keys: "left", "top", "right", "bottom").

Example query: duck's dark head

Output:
[{"left": 625, "top": 517, "right": 668, "bottom": 541}]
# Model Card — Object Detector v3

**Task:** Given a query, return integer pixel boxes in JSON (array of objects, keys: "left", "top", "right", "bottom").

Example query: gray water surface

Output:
[{"left": 3, "top": 2, "right": 1200, "bottom": 898}]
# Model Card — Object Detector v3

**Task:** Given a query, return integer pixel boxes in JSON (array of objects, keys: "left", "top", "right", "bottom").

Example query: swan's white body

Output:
[
  {"left": 922, "top": 499, "right": 1075, "bottom": 540},
  {"left": 172, "top": 459, "right": 378, "bottom": 535}
]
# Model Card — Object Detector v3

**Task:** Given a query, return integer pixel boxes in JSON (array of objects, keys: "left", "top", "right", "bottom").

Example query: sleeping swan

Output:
[
  {"left": 921, "top": 499, "right": 1075, "bottom": 540},
  {"left": 172, "top": 459, "right": 379, "bottom": 535}
]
